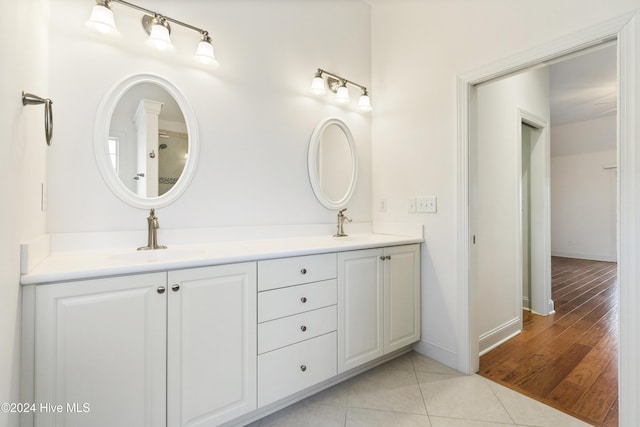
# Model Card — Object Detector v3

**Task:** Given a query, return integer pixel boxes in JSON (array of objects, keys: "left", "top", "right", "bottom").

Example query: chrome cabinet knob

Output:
[
  {"left": 380, "top": 256, "right": 385, "bottom": 260},
  {"left": 157, "top": 286, "right": 166, "bottom": 294},
  {"left": 300, "top": 325, "right": 307, "bottom": 332},
  {"left": 386, "top": 255, "right": 391, "bottom": 260},
  {"left": 300, "top": 268, "right": 307, "bottom": 275},
  {"left": 300, "top": 365, "right": 307, "bottom": 372},
  {"left": 300, "top": 297, "right": 307, "bottom": 303},
  {"left": 171, "top": 284, "right": 180, "bottom": 292}
]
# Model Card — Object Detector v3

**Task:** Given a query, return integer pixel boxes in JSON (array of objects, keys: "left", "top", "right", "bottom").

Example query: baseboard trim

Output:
[
  {"left": 479, "top": 317, "right": 521, "bottom": 356},
  {"left": 551, "top": 251, "right": 617, "bottom": 263},
  {"left": 412, "top": 339, "right": 457, "bottom": 370}
]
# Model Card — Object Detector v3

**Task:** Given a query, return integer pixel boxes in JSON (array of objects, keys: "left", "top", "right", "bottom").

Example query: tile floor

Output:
[{"left": 249, "top": 351, "right": 592, "bottom": 427}]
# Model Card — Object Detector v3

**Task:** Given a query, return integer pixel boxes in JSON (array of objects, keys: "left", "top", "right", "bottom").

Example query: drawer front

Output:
[
  {"left": 258, "top": 279, "right": 336, "bottom": 322},
  {"left": 258, "top": 305, "right": 337, "bottom": 354},
  {"left": 258, "top": 332, "right": 337, "bottom": 407},
  {"left": 258, "top": 253, "right": 337, "bottom": 291}
]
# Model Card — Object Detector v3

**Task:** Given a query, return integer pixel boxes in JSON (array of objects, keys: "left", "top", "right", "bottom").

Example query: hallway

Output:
[{"left": 480, "top": 257, "right": 618, "bottom": 426}]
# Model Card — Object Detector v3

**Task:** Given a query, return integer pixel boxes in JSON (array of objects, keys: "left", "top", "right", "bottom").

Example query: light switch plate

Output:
[
  {"left": 408, "top": 198, "right": 416, "bottom": 213},
  {"left": 417, "top": 196, "right": 437, "bottom": 213},
  {"left": 379, "top": 198, "right": 387, "bottom": 213}
]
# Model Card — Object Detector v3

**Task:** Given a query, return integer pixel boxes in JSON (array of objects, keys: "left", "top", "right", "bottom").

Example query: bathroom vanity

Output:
[{"left": 20, "top": 233, "right": 422, "bottom": 427}]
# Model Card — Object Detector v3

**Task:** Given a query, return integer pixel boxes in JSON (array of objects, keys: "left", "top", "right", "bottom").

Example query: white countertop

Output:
[{"left": 21, "top": 232, "right": 423, "bottom": 285}]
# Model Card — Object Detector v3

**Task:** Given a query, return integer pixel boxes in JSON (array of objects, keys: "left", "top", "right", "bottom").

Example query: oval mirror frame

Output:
[
  {"left": 93, "top": 73, "right": 199, "bottom": 209},
  {"left": 308, "top": 117, "right": 358, "bottom": 210}
]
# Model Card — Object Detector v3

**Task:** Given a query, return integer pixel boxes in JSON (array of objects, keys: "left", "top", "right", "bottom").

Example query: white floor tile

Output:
[
  {"left": 417, "top": 373, "right": 514, "bottom": 424},
  {"left": 348, "top": 364, "right": 427, "bottom": 414},
  {"left": 248, "top": 352, "right": 595, "bottom": 427},
  {"left": 257, "top": 401, "right": 346, "bottom": 427},
  {"left": 346, "top": 407, "right": 432, "bottom": 427},
  {"left": 484, "top": 379, "right": 592, "bottom": 427}
]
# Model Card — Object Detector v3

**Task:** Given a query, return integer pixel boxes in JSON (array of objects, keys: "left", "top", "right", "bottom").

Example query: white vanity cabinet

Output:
[
  {"left": 24, "top": 262, "right": 257, "bottom": 427},
  {"left": 256, "top": 253, "right": 338, "bottom": 407},
  {"left": 28, "top": 273, "right": 168, "bottom": 427},
  {"left": 167, "top": 263, "right": 257, "bottom": 427},
  {"left": 338, "top": 244, "right": 421, "bottom": 373}
]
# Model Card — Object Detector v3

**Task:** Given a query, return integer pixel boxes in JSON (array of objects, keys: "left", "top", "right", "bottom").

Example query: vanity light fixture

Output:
[
  {"left": 309, "top": 68, "right": 372, "bottom": 112},
  {"left": 87, "top": 0, "right": 219, "bottom": 68}
]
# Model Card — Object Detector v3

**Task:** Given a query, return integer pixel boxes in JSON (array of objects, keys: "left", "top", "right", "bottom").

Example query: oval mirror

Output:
[
  {"left": 308, "top": 118, "right": 358, "bottom": 210},
  {"left": 94, "top": 74, "right": 199, "bottom": 209}
]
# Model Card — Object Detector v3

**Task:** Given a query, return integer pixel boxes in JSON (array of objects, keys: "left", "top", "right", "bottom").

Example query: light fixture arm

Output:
[
  {"left": 316, "top": 68, "right": 368, "bottom": 93},
  {"left": 107, "top": 0, "right": 211, "bottom": 38}
]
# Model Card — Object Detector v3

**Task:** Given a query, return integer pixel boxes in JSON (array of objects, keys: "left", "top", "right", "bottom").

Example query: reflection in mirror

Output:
[
  {"left": 109, "top": 83, "right": 188, "bottom": 197},
  {"left": 94, "top": 74, "right": 199, "bottom": 209},
  {"left": 308, "top": 118, "right": 357, "bottom": 210},
  {"left": 319, "top": 124, "right": 352, "bottom": 201}
]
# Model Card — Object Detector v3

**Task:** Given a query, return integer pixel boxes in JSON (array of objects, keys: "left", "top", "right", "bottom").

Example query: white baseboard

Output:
[
  {"left": 551, "top": 250, "right": 616, "bottom": 262},
  {"left": 479, "top": 317, "right": 521, "bottom": 356},
  {"left": 412, "top": 339, "right": 458, "bottom": 370}
]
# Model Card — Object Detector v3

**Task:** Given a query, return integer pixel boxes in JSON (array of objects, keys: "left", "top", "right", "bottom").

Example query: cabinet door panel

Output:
[
  {"left": 385, "top": 245, "right": 421, "bottom": 352},
  {"left": 35, "top": 273, "right": 167, "bottom": 427},
  {"left": 168, "top": 262, "right": 257, "bottom": 427},
  {"left": 337, "top": 249, "right": 384, "bottom": 373}
]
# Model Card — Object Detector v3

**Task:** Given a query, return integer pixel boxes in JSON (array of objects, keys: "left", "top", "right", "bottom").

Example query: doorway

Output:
[{"left": 457, "top": 12, "right": 640, "bottom": 425}]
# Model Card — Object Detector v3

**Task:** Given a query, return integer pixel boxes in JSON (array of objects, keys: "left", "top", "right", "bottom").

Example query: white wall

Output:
[
  {"left": 368, "top": 0, "right": 640, "bottom": 368},
  {"left": 0, "top": 1, "right": 48, "bottom": 426},
  {"left": 47, "top": 0, "right": 372, "bottom": 233},
  {"left": 551, "top": 115, "right": 617, "bottom": 261},
  {"left": 475, "top": 68, "right": 550, "bottom": 353}
]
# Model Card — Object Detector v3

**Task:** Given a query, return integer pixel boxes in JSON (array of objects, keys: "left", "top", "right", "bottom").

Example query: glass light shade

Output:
[
  {"left": 310, "top": 76, "right": 326, "bottom": 95},
  {"left": 87, "top": 4, "right": 116, "bottom": 34},
  {"left": 335, "top": 85, "right": 350, "bottom": 104},
  {"left": 148, "top": 23, "right": 173, "bottom": 50},
  {"left": 358, "top": 94, "right": 372, "bottom": 112},
  {"left": 194, "top": 40, "right": 219, "bottom": 67}
]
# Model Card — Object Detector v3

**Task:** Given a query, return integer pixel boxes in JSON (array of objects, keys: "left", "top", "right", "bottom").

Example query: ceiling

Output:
[{"left": 549, "top": 43, "right": 617, "bottom": 126}]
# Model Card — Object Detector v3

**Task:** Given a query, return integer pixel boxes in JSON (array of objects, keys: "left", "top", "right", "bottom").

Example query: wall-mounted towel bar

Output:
[{"left": 22, "top": 91, "right": 53, "bottom": 146}]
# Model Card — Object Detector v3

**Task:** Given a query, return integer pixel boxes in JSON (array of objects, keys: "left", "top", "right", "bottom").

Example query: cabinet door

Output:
[
  {"left": 337, "top": 248, "right": 384, "bottom": 373},
  {"left": 167, "top": 262, "right": 257, "bottom": 427},
  {"left": 35, "top": 273, "right": 167, "bottom": 427},
  {"left": 384, "top": 244, "right": 421, "bottom": 353}
]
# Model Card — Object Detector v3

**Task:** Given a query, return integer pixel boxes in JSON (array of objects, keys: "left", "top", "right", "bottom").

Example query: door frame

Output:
[
  {"left": 517, "top": 109, "right": 552, "bottom": 317},
  {"left": 456, "top": 11, "right": 640, "bottom": 425}
]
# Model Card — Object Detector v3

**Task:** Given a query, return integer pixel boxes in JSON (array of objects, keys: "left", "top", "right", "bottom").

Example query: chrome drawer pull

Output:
[
  {"left": 300, "top": 365, "right": 307, "bottom": 372},
  {"left": 171, "top": 284, "right": 180, "bottom": 292},
  {"left": 157, "top": 286, "right": 166, "bottom": 294},
  {"left": 300, "top": 325, "right": 307, "bottom": 332},
  {"left": 300, "top": 297, "right": 307, "bottom": 303},
  {"left": 300, "top": 268, "right": 307, "bottom": 274}
]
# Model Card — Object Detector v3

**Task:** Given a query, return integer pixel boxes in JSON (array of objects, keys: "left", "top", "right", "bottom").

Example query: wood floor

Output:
[{"left": 479, "top": 257, "right": 618, "bottom": 427}]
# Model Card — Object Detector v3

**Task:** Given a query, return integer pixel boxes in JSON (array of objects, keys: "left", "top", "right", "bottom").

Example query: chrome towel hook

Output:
[{"left": 22, "top": 91, "right": 53, "bottom": 146}]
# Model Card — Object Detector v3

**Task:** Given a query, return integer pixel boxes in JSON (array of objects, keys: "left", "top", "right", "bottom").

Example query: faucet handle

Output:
[{"left": 338, "top": 208, "right": 347, "bottom": 215}]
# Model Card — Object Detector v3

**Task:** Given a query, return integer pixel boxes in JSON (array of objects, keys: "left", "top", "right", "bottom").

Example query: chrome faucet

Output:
[
  {"left": 334, "top": 208, "right": 352, "bottom": 237},
  {"left": 138, "top": 208, "right": 167, "bottom": 251}
]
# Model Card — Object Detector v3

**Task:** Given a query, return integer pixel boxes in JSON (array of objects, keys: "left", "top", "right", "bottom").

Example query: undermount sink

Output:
[{"left": 108, "top": 247, "right": 204, "bottom": 263}]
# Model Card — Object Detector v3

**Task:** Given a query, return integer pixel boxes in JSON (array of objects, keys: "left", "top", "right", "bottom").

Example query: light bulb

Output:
[
  {"left": 194, "top": 34, "right": 219, "bottom": 68},
  {"left": 358, "top": 92, "right": 372, "bottom": 112},
  {"left": 310, "top": 75, "right": 326, "bottom": 95},
  {"left": 87, "top": 3, "right": 116, "bottom": 34},
  {"left": 147, "top": 17, "right": 173, "bottom": 50},
  {"left": 335, "top": 83, "right": 350, "bottom": 104}
]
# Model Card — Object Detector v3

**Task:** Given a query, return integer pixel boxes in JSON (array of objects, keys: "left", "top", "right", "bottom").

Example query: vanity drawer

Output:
[
  {"left": 258, "top": 305, "right": 337, "bottom": 354},
  {"left": 258, "top": 279, "right": 336, "bottom": 322},
  {"left": 258, "top": 253, "right": 337, "bottom": 291},
  {"left": 257, "top": 332, "right": 337, "bottom": 407}
]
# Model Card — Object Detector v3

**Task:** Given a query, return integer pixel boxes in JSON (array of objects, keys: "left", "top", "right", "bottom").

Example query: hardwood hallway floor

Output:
[{"left": 479, "top": 257, "right": 618, "bottom": 427}]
